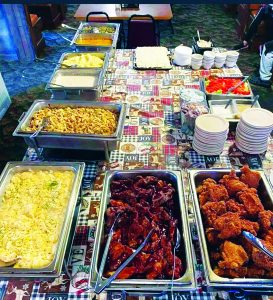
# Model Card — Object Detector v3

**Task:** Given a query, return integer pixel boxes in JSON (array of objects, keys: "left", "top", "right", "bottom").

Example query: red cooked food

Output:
[
  {"left": 103, "top": 175, "right": 183, "bottom": 279},
  {"left": 205, "top": 76, "right": 251, "bottom": 95},
  {"left": 197, "top": 165, "right": 273, "bottom": 279}
]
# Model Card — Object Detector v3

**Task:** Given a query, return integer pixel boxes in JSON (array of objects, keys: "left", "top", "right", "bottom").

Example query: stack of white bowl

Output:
[
  {"left": 214, "top": 52, "right": 227, "bottom": 68},
  {"left": 235, "top": 108, "right": 273, "bottom": 154},
  {"left": 191, "top": 54, "right": 203, "bottom": 70},
  {"left": 225, "top": 51, "right": 239, "bottom": 68},
  {"left": 202, "top": 51, "right": 215, "bottom": 70},
  {"left": 193, "top": 114, "right": 229, "bottom": 155}
]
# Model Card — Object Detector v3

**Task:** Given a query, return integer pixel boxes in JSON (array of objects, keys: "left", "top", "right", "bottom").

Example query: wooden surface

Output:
[{"left": 74, "top": 4, "right": 173, "bottom": 21}]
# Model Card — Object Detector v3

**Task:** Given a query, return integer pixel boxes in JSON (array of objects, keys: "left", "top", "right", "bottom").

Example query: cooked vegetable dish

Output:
[
  {"left": 103, "top": 175, "right": 183, "bottom": 279},
  {"left": 75, "top": 36, "right": 112, "bottom": 46},
  {"left": 81, "top": 25, "right": 115, "bottom": 34},
  {"left": 197, "top": 165, "right": 273, "bottom": 278},
  {"left": 23, "top": 106, "right": 118, "bottom": 135},
  {"left": 0, "top": 170, "right": 74, "bottom": 268},
  {"left": 62, "top": 53, "right": 104, "bottom": 68}
]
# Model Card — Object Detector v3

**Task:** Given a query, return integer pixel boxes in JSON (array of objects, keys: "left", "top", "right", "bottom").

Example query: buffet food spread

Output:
[{"left": 2, "top": 22, "right": 273, "bottom": 299}]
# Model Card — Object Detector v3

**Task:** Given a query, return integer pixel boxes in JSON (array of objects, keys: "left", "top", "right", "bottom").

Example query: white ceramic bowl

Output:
[
  {"left": 225, "top": 61, "right": 236, "bottom": 67},
  {"left": 191, "top": 64, "right": 202, "bottom": 70},
  {"left": 203, "top": 51, "right": 215, "bottom": 59},
  {"left": 214, "top": 62, "right": 225, "bottom": 68},
  {"left": 226, "top": 50, "right": 239, "bottom": 58}
]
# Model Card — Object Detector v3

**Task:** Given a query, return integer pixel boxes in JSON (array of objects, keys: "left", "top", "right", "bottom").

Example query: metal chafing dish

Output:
[
  {"left": 71, "top": 22, "right": 119, "bottom": 51},
  {"left": 201, "top": 77, "right": 253, "bottom": 100},
  {"left": 208, "top": 99, "right": 261, "bottom": 123},
  {"left": 0, "top": 161, "right": 85, "bottom": 279},
  {"left": 57, "top": 51, "right": 110, "bottom": 70},
  {"left": 189, "top": 169, "right": 273, "bottom": 294},
  {"left": 78, "top": 22, "right": 120, "bottom": 36},
  {"left": 89, "top": 170, "right": 196, "bottom": 293},
  {"left": 13, "top": 100, "right": 127, "bottom": 160},
  {"left": 46, "top": 68, "right": 104, "bottom": 100}
]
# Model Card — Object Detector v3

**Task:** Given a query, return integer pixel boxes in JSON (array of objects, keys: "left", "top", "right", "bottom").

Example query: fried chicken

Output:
[
  {"left": 214, "top": 266, "right": 247, "bottom": 278},
  {"left": 213, "top": 212, "right": 259, "bottom": 239},
  {"left": 262, "top": 228, "right": 273, "bottom": 245},
  {"left": 196, "top": 178, "right": 216, "bottom": 194},
  {"left": 213, "top": 212, "right": 242, "bottom": 239},
  {"left": 220, "top": 169, "right": 248, "bottom": 196},
  {"left": 238, "top": 188, "right": 264, "bottom": 218},
  {"left": 226, "top": 199, "right": 247, "bottom": 216},
  {"left": 201, "top": 201, "right": 227, "bottom": 226},
  {"left": 259, "top": 210, "right": 273, "bottom": 231},
  {"left": 240, "top": 165, "right": 261, "bottom": 189},
  {"left": 218, "top": 241, "right": 248, "bottom": 269},
  {"left": 252, "top": 240, "right": 273, "bottom": 271},
  {"left": 206, "top": 228, "right": 221, "bottom": 245}
]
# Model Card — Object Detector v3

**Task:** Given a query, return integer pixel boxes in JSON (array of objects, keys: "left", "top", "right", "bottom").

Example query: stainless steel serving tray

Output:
[
  {"left": 201, "top": 77, "right": 253, "bottom": 100},
  {"left": 71, "top": 30, "right": 119, "bottom": 52},
  {"left": 0, "top": 161, "right": 85, "bottom": 279},
  {"left": 189, "top": 168, "right": 273, "bottom": 292},
  {"left": 13, "top": 100, "right": 127, "bottom": 152},
  {"left": 78, "top": 22, "right": 120, "bottom": 36},
  {"left": 57, "top": 51, "right": 110, "bottom": 71},
  {"left": 208, "top": 99, "right": 261, "bottom": 123},
  {"left": 46, "top": 68, "right": 104, "bottom": 100},
  {"left": 90, "top": 170, "right": 196, "bottom": 292}
]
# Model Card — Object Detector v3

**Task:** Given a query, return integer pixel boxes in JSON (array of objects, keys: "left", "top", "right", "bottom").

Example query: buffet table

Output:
[{"left": 1, "top": 49, "right": 272, "bottom": 300}]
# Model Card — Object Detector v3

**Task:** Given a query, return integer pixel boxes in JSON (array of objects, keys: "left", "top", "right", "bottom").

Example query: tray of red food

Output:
[
  {"left": 189, "top": 165, "right": 273, "bottom": 293},
  {"left": 203, "top": 76, "right": 253, "bottom": 100},
  {"left": 89, "top": 170, "right": 196, "bottom": 292}
]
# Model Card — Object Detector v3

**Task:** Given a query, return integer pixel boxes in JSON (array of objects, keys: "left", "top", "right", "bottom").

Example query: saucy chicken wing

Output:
[{"left": 259, "top": 210, "right": 273, "bottom": 231}]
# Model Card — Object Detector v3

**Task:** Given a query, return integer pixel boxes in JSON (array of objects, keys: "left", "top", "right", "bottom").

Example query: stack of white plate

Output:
[
  {"left": 202, "top": 51, "right": 215, "bottom": 70},
  {"left": 225, "top": 51, "right": 239, "bottom": 68},
  {"left": 235, "top": 108, "right": 273, "bottom": 154},
  {"left": 173, "top": 45, "right": 192, "bottom": 66},
  {"left": 193, "top": 114, "right": 229, "bottom": 155}
]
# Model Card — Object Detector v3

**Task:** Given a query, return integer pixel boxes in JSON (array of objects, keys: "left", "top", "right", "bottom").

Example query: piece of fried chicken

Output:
[
  {"left": 220, "top": 169, "right": 248, "bottom": 197},
  {"left": 218, "top": 241, "right": 248, "bottom": 269},
  {"left": 238, "top": 188, "right": 264, "bottom": 218},
  {"left": 252, "top": 239, "right": 273, "bottom": 271},
  {"left": 201, "top": 201, "right": 226, "bottom": 226},
  {"left": 240, "top": 165, "right": 261, "bottom": 189},
  {"left": 213, "top": 212, "right": 259, "bottom": 239},
  {"left": 259, "top": 210, "right": 273, "bottom": 231}
]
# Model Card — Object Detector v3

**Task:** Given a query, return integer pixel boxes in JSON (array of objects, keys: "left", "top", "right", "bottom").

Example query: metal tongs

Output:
[
  {"left": 226, "top": 76, "right": 249, "bottom": 94},
  {"left": 94, "top": 217, "right": 154, "bottom": 294},
  {"left": 242, "top": 231, "right": 273, "bottom": 260}
]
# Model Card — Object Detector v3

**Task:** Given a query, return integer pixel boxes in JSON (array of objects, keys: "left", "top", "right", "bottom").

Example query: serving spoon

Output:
[{"left": 0, "top": 258, "right": 20, "bottom": 267}]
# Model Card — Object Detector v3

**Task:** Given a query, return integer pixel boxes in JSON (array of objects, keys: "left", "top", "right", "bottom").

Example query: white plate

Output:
[
  {"left": 241, "top": 108, "right": 273, "bottom": 128},
  {"left": 195, "top": 114, "right": 229, "bottom": 133}
]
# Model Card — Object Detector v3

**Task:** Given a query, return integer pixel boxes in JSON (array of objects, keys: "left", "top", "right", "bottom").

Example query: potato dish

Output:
[
  {"left": 0, "top": 170, "right": 74, "bottom": 268},
  {"left": 62, "top": 53, "right": 104, "bottom": 68},
  {"left": 23, "top": 107, "right": 118, "bottom": 135}
]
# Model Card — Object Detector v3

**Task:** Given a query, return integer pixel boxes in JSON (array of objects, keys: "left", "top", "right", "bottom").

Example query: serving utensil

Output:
[
  {"left": 94, "top": 228, "right": 154, "bottom": 294},
  {"left": 30, "top": 118, "right": 49, "bottom": 139},
  {"left": 171, "top": 228, "right": 181, "bottom": 299},
  {"left": 197, "top": 30, "right": 201, "bottom": 42},
  {"left": 224, "top": 99, "right": 232, "bottom": 109},
  {"left": 61, "top": 23, "right": 78, "bottom": 31},
  {"left": 242, "top": 231, "right": 273, "bottom": 260},
  {"left": 227, "top": 76, "right": 249, "bottom": 94},
  {"left": 251, "top": 94, "right": 260, "bottom": 107}
]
